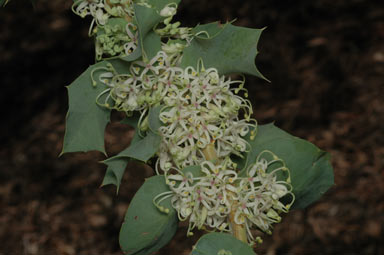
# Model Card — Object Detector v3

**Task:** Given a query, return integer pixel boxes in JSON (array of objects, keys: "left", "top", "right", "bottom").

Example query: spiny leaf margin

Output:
[{"left": 181, "top": 23, "right": 267, "bottom": 80}]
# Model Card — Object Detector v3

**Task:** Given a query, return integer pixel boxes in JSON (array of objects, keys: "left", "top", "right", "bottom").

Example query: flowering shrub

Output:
[{"left": 2, "top": 0, "right": 334, "bottom": 254}]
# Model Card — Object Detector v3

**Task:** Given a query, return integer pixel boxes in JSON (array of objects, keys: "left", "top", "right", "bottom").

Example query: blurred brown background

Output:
[{"left": 0, "top": 0, "right": 383, "bottom": 254}]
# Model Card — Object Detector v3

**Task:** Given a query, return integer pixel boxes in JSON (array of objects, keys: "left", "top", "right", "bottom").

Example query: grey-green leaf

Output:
[
  {"left": 191, "top": 233, "right": 256, "bottom": 255},
  {"left": 61, "top": 61, "right": 111, "bottom": 155},
  {"left": 108, "top": 58, "right": 132, "bottom": 74},
  {"left": 101, "top": 114, "right": 144, "bottom": 193},
  {"left": 101, "top": 156, "right": 129, "bottom": 193},
  {"left": 237, "top": 123, "right": 334, "bottom": 209},
  {"left": 182, "top": 165, "right": 203, "bottom": 178},
  {"left": 133, "top": 0, "right": 180, "bottom": 61},
  {"left": 148, "top": 105, "right": 164, "bottom": 134},
  {"left": 191, "top": 21, "right": 229, "bottom": 39},
  {"left": 133, "top": 4, "right": 162, "bottom": 61},
  {"left": 181, "top": 23, "right": 267, "bottom": 80},
  {"left": 120, "top": 175, "right": 178, "bottom": 255},
  {"left": 115, "top": 131, "right": 161, "bottom": 162}
]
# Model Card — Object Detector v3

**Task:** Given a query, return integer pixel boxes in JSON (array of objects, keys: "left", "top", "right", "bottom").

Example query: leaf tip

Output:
[{"left": 58, "top": 150, "right": 65, "bottom": 158}]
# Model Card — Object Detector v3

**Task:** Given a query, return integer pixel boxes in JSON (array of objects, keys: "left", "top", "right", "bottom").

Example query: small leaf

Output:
[
  {"left": 133, "top": 0, "right": 180, "bottom": 61},
  {"left": 61, "top": 61, "right": 112, "bottom": 155},
  {"left": 101, "top": 156, "right": 129, "bottom": 193},
  {"left": 148, "top": 105, "right": 164, "bottom": 134},
  {"left": 236, "top": 123, "right": 334, "bottom": 209},
  {"left": 191, "top": 233, "right": 256, "bottom": 255},
  {"left": 133, "top": 4, "right": 162, "bottom": 61},
  {"left": 108, "top": 58, "right": 132, "bottom": 73},
  {"left": 101, "top": 114, "right": 145, "bottom": 192},
  {"left": 181, "top": 23, "right": 267, "bottom": 80},
  {"left": 182, "top": 165, "right": 203, "bottom": 178},
  {"left": 143, "top": 30, "right": 162, "bottom": 60},
  {"left": 115, "top": 131, "right": 161, "bottom": 162},
  {"left": 120, "top": 175, "right": 178, "bottom": 255}
]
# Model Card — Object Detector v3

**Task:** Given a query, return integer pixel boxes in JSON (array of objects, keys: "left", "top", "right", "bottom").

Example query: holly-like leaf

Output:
[
  {"left": 115, "top": 130, "right": 161, "bottom": 162},
  {"left": 108, "top": 57, "right": 132, "bottom": 73},
  {"left": 191, "top": 21, "right": 229, "bottom": 39},
  {"left": 120, "top": 175, "right": 178, "bottom": 255},
  {"left": 133, "top": 0, "right": 180, "bottom": 61},
  {"left": 100, "top": 119, "right": 161, "bottom": 191},
  {"left": 181, "top": 23, "right": 267, "bottom": 80},
  {"left": 101, "top": 156, "right": 129, "bottom": 193},
  {"left": 236, "top": 123, "right": 334, "bottom": 209},
  {"left": 61, "top": 61, "right": 112, "bottom": 155},
  {"left": 191, "top": 233, "right": 256, "bottom": 255},
  {"left": 101, "top": 112, "right": 161, "bottom": 192}
]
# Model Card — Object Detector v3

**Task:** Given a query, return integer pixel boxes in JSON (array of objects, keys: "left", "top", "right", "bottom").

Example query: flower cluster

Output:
[
  {"left": 72, "top": 0, "right": 137, "bottom": 59},
  {"left": 95, "top": 19, "right": 138, "bottom": 60},
  {"left": 84, "top": 1, "right": 294, "bottom": 244},
  {"left": 92, "top": 43, "right": 294, "bottom": 242},
  {"left": 73, "top": 0, "right": 190, "bottom": 60},
  {"left": 154, "top": 151, "right": 294, "bottom": 244},
  {"left": 72, "top": 0, "right": 134, "bottom": 29},
  {"left": 94, "top": 49, "right": 256, "bottom": 171}
]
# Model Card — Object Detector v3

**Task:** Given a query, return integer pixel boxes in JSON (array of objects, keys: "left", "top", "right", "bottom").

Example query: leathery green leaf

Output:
[
  {"left": 236, "top": 123, "right": 334, "bottom": 209},
  {"left": 61, "top": 61, "right": 112, "bottom": 155},
  {"left": 115, "top": 131, "right": 161, "bottom": 162},
  {"left": 120, "top": 175, "right": 178, "bottom": 255},
  {"left": 148, "top": 105, "right": 164, "bottom": 134},
  {"left": 101, "top": 156, "right": 129, "bottom": 193},
  {"left": 101, "top": 114, "right": 156, "bottom": 192},
  {"left": 181, "top": 23, "right": 267, "bottom": 80},
  {"left": 191, "top": 233, "right": 256, "bottom": 255},
  {"left": 182, "top": 165, "right": 202, "bottom": 178},
  {"left": 133, "top": 0, "right": 180, "bottom": 61}
]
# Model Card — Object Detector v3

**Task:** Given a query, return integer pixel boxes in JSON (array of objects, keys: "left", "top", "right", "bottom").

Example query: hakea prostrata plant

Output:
[
  {"left": 51, "top": 0, "right": 334, "bottom": 254},
  {"left": 90, "top": 42, "right": 293, "bottom": 243}
]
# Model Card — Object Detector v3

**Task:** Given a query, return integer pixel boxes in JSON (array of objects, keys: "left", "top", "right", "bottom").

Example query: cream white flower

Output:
[{"left": 157, "top": 152, "right": 294, "bottom": 243}]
